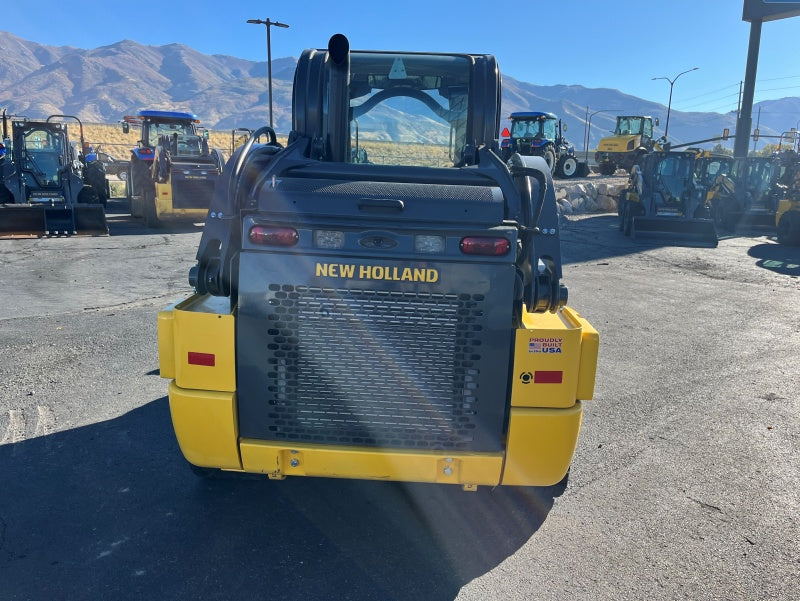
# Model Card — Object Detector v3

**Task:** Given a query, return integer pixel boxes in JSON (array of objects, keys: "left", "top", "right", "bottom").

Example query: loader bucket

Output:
[
  {"left": 73, "top": 205, "right": 109, "bottom": 236},
  {"left": 0, "top": 204, "right": 108, "bottom": 238},
  {"left": 0, "top": 204, "right": 48, "bottom": 238},
  {"left": 631, "top": 216, "right": 718, "bottom": 248}
]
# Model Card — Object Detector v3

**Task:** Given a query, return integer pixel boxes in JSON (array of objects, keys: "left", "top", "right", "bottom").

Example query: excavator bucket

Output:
[
  {"left": 0, "top": 204, "right": 108, "bottom": 238},
  {"left": 631, "top": 216, "right": 718, "bottom": 248}
]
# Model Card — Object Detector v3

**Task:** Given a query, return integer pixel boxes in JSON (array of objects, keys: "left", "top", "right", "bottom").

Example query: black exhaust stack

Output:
[{"left": 326, "top": 34, "right": 350, "bottom": 163}]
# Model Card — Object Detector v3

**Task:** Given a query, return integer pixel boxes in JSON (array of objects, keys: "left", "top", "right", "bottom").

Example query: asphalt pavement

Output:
[{"left": 1, "top": 195, "right": 798, "bottom": 600}]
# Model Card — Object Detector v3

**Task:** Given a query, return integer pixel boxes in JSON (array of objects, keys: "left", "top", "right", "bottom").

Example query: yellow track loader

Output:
[{"left": 158, "top": 35, "right": 599, "bottom": 490}]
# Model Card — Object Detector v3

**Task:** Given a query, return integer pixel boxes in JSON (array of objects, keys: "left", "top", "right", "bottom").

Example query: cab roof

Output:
[
  {"left": 509, "top": 111, "right": 557, "bottom": 120},
  {"left": 138, "top": 110, "right": 198, "bottom": 122}
]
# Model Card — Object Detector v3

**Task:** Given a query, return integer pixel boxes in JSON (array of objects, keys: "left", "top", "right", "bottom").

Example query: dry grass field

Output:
[{"left": 73, "top": 123, "right": 451, "bottom": 167}]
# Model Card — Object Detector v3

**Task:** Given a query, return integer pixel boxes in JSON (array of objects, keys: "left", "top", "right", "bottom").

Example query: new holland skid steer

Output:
[
  {"left": 0, "top": 113, "right": 108, "bottom": 238},
  {"left": 706, "top": 153, "right": 793, "bottom": 234},
  {"left": 158, "top": 34, "right": 599, "bottom": 489},
  {"left": 618, "top": 150, "right": 718, "bottom": 247},
  {"left": 123, "top": 110, "right": 225, "bottom": 227}
]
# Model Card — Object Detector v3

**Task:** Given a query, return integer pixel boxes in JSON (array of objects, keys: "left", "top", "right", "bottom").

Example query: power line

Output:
[
  {"left": 673, "top": 91, "right": 741, "bottom": 112},
  {"left": 668, "top": 74, "right": 800, "bottom": 113},
  {"left": 673, "top": 82, "right": 740, "bottom": 104}
]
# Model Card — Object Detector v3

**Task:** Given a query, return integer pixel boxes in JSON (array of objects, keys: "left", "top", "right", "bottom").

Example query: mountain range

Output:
[{"left": 1, "top": 30, "right": 797, "bottom": 151}]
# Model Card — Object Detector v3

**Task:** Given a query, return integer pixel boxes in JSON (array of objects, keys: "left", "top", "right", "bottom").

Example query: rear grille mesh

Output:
[
  {"left": 171, "top": 178, "right": 215, "bottom": 209},
  {"left": 261, "top": 284, "right": 488, "bottom": 450}
]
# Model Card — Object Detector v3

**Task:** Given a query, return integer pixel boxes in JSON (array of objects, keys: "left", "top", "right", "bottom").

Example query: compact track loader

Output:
[
  {"left": 707, "top": 153, "right": 793, "bottom": 234},
  {"left": 0, "top": 113, "right": 108, "bottom": 238},
  {"left": 618, "top": 151, "right": 717, "bottom": 247},
  {"left": 158, "top": 35, "right": 599, "bottom": 489},
  {"left": 123, "top": 110, "right": 225, "bottom": 227}
]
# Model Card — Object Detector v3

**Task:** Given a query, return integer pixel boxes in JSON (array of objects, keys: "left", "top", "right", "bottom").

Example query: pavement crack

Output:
[{"left": 688, "top": 496, "right": 723, "bottom": 513}]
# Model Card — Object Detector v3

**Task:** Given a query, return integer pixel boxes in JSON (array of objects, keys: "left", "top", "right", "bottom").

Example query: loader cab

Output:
[
  {"left": 654, "top": 152, "right": 695, "bottom": 204},
  {"left": 509, "top": 114, "right": 558, "bottom": 141},
  {"left": 15, "top": 123, "right": 68, "bottom": 189},
  {"left": 293, "top": 45, "right": 499, "bottom": 168},
  {"left": 615, "top": 116, "right": 652, "bottom": 140}
]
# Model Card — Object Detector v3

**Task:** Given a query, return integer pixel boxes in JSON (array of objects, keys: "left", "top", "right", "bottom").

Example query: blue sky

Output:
[{"left": 4, "top": 0, "right": 800, "bottom": 114}]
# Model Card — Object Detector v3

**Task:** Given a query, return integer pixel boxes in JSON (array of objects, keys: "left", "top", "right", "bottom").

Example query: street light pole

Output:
[
  {"left": 247, "top": 18, "right": 290, "bottom": 129},
  {"left": 651, "top": 67, "right": 698, "bottom": 141}
]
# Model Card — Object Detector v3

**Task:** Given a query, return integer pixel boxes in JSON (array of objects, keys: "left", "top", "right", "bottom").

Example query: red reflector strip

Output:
[
  {"left": 534, "top": 370, "right": 563, "bottom": 384},
  {"left": 188, "top": 352, "right": 215, "bottom": 367}
]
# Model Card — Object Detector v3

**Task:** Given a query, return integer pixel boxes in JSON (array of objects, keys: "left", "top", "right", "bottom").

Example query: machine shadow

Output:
[
  {"left": 102, "top": 197, "right": 204, "bottom": 237},
  {"left": 748, "top": 242, "right": 800, "bottom": 276},
  {"left": 0, "top": 398, "right": 562, "bottom": 601},
  {"left": 560, "top": 213, "right": 672, "bottom": 264}
]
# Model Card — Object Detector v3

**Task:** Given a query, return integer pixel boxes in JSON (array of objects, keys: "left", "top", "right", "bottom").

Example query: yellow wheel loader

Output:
[
  {"left": 595, "top": 115, "right": 661, "bottom": 176},
  {"left": 158, "top": 35, "right": 599, "bottom": 490}
]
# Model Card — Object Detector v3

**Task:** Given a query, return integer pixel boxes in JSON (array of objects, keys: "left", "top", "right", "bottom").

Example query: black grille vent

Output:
[
  {"left": 171, "top": 178, "right": 215, "bottom": 209},
  {"left": 261, "top": 285, "right": 488, "bottom": 450}
]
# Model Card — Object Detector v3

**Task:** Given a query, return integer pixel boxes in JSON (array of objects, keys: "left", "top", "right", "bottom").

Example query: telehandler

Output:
[{"left": 158, "top": 35, "right": 599, "bottom": 489}]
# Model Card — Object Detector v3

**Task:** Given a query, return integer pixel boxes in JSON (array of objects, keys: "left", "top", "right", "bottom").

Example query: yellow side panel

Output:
[
  {"left": 576, "top": 318, "right": 600, "bottom": 401},
  {"left": 597, "top": 135, "right": 637, "bottom": 153},
  {"left": 239, "top": 441, "right": 503, "bottom": 486},
  {"left": 168, "top": 382, "right": 242, "bottom": 470},
  {"left": 511, "top": 306, "right": 598, "bottom": 408},
  {"left": 154, "top": 178, "right": 208, "bottom": 221},
  {"left": 776, "top": 199, "right": 798, "bottom": 225},
  {"left": 171, "top": 296, "right": 236, "bottom": 392},
  {"left": 501, "top": 404, "right": 583, "bottom": 486},
  {"left": 157, "top": 303, "right": 177, "bottom": 380}
]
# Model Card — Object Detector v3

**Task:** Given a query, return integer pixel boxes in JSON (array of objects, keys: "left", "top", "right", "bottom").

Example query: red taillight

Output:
[
  {"left": 188, "top": 352, "right": 215, "bottom": 367},
  {"left": 139, "top": 148, "right": 153, "bottom": 155},
  {"left": 460, "top": 236, "right": 510, "bottom": 256},
  {"left": 249, "top": 226, "right": 299, "bottom": 246},
  {"left": 534, "top": 370, "right": 563, "bottom": 384}
]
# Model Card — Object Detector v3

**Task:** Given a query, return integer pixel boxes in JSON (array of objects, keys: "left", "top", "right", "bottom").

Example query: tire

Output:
[
  {"left": 777, "top": 212, "right": 800, "bottom": 246},
  {"left": 143, "top": 187, "right": 161, "bottom": 228},
  {"left": 543, "top": 147, "right": 556, "bottom": 172},
  {"left": 714, "top": 200, "right": 735, "bottom": 232},
  {"left": 84, "top": 162, "right": 108, "bottom": 207},
  {"left": 599, "top": 162, "right": 616, "bottom": 176},
  {"left": 0, "top": 183, "right": 13, "bottom": 204},
  {"left": 560, "top": 156, "right": 578, "bottom": 178},
  {"left": 617, "top": 192, "right": 628, "bottom": 231},
  {"left": 77, "top": 185, "right": 100, "bottom": 205},
  {"left": 623, "top": 205, "right": 633, "bottom": 236}
]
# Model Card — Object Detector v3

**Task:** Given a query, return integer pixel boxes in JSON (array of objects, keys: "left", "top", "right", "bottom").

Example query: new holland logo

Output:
[{"left": 315, "top": 263, "right": 439, "bottom": 283}]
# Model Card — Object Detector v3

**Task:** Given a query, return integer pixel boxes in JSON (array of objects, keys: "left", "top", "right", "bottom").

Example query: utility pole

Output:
[{"left": 246, "top": 18, "right": 290, "bottom": 129}]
